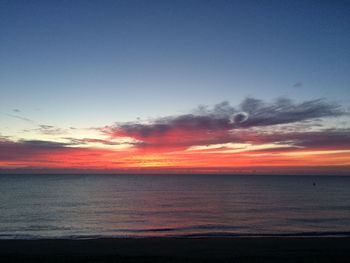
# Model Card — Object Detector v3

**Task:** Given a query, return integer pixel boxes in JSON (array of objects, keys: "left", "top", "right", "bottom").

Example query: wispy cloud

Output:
[
  {"left": 37, "top": 125, "right": 68, "bottom": 135},
  {"left": 2, "top": 112, "right": 34, "bottom": 123},
  {"left": 293, "top": 82, "right": 303, "bottom": 88}
]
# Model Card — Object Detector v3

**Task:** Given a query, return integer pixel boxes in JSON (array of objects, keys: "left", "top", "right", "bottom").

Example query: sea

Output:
[{"left": 1, "top": 174, "right": 350, "bottom": 239}]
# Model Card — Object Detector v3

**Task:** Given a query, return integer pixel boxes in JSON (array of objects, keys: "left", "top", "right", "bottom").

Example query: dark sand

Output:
[{"left": 1, "top": 237, "right": 350, "bottom": 262}]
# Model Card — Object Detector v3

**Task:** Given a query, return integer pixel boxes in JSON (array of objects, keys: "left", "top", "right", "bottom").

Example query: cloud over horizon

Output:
[
  {"left": 101, "top": 97, "right": 347, "bottom": 150},
  {"left": 1, "top": 97, "right": 349, "bottom": 171}
]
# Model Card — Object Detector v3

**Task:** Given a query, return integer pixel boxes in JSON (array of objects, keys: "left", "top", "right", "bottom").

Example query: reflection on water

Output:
[{"left": 1, "top": 174, "right": 350, "bottom": 238}]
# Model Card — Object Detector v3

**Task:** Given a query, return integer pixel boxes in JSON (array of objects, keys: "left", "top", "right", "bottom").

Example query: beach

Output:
[{"left": 1, "top": 237, "right": 350, "bottom": 262}]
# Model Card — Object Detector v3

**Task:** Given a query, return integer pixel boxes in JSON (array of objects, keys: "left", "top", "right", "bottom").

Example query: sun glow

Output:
[{"left": 187, "top": 142, "right": 299, "bottom": 153}]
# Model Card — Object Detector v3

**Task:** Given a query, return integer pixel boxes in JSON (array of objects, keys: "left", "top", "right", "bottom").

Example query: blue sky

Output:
[
  {"left": 0, "top": 0, "right": 350, "bottom": 173},
  {"left": 0, "top": 0, "right": 350, "bottom": 174},
  {"left": 1, "top": 0, "right": 349, "bottom": 128}
]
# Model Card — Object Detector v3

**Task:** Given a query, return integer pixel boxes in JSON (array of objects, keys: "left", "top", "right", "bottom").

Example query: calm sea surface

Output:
[{"left": 1, "top": 174, "right": 350, "bottom": 239}]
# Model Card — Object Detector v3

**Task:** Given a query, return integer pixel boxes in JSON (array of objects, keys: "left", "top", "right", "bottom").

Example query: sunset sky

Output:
[{"left": 1, "top": 0, "right": 350, "bottom": 174}]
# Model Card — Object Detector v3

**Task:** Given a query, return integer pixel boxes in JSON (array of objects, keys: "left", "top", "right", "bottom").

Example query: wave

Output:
[
  {"left": 2, "top": 230, "right": 350, "bottom": 240},
  {"left": 121, "top": 224, "right": 241, "bottom": 233}
]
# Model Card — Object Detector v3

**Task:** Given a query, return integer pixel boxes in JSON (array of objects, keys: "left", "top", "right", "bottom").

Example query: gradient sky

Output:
[{"left": 1, "top": 0, "right": 350, "bottom": 174}]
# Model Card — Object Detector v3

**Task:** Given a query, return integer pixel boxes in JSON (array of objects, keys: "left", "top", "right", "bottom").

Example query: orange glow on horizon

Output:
[{"left": 1, "top": 142, "right": 349, "bottom": 174}]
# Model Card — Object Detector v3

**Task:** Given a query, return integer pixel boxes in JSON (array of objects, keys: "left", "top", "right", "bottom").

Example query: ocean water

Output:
[{"left": 0, "top": 174, "right": 350, "bottom": 239}]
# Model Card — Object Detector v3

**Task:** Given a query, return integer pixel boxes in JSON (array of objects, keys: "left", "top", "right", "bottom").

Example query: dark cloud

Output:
[
  {"left": 105, "top": 97, "right": 345, "bottom": 141},
  {"left": 116, "top": 114, "right": 232, "bottom": 137},
  {"left": 12, "top": 109, "right": 21, "bottom": 113},
  {"left": 228, "top": 128, "right": 350, "bottom": 150},
  {"left": 0, "top": 139, "right": 68, "bottom": 161},
  {"left": 277, "top": 129, "right": 350, "bottom": 149},
  {"left": 94, "top": 97, "right": 350, "bottom": 154},
  {"left": 237, "top": 98, "right": 344, "bottom": 128},
  {"left": 20, "top": 140, "right": 68, "bottom": 148},
  {"left": 293, "top": 82, "right": 303, "bottom": 88}
]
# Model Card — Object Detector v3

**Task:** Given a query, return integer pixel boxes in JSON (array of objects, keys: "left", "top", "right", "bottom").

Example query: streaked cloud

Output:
[
  {"left": 2, "top": 112, "right": 33, "bottom": 123},
  {"left": 102, "top": 97, "right": 347, "bottom": 150},
  {"left": 0, "top": 139, "right": 68, "bottom": 161},
  {"left": 37, "top": 125, "right": 68, "bottom": 135},
  {"left": 187, "top": 142, "right": 299, "bottom": 153}
]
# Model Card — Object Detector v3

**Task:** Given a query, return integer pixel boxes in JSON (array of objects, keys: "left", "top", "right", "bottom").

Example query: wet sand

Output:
[{"left": 1, "top": 237, "right": 349, "bottom": 262}]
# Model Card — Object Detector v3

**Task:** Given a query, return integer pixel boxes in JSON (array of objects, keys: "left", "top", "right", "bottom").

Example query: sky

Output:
[{"left": 0, "top": 0, "right": 350, "bottom": 174}]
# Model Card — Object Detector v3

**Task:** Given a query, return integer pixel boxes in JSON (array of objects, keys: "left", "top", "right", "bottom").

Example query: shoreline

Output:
[
  {"left": 2, "top": 230, "right": 350, "bottom": 240},
  {"left": 1, "top": 237, "right": 350, "bottom": 262}
]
